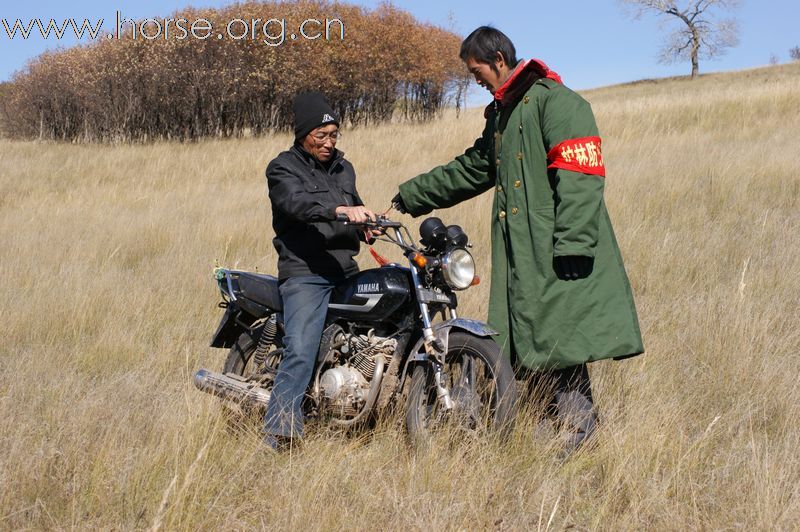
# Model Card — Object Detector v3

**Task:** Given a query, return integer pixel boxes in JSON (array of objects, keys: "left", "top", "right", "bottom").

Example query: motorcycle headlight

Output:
[{"left": 441, "top": 248, "right": 475, "bottom": 290}]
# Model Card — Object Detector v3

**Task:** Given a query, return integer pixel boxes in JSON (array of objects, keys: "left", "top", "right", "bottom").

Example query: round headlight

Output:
[{"left": 442, "top": 248, "right": 475, "bottom": 290}]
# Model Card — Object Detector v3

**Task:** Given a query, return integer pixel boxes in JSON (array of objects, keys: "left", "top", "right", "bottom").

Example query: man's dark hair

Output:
[{"left": 459, "top": 26, "right": 518, "bottom": 73}]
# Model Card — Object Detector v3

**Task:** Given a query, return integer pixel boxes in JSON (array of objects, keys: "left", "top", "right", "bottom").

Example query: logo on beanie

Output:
[{"left": 322, "top": 113, "right": 336, "bottom": 123}]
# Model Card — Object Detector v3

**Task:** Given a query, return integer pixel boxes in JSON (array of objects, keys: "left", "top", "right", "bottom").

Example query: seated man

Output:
[{"left": 263, "top": 91, "right": 376, "bottom": 448}]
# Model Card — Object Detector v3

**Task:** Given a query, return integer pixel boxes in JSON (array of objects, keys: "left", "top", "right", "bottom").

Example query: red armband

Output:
[{"left": 546, "top": 136, "right": 605, "bottom": 177}]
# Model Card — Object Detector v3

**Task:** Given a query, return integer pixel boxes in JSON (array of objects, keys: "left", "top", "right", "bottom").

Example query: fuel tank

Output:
[{"left": 327, "top": 266, "right": 412, "bottom": 321}]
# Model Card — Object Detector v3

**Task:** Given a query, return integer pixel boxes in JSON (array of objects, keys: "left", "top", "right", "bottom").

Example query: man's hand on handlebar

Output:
[
  {"left": 335, "top": 205, "right": 376, "bottom": 224},
  {"left": 335, "top": 206, "right": 386, "bottom": 242},
  {"left": 334, "top": 209, "right": 401, "bottom": 233}
]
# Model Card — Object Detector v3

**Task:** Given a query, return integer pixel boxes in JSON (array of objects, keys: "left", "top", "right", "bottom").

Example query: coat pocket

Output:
[
  {"left": 302, "top": 178, "right": 330, "bottom": 193},
  {"left": 528, "top": 207, "right": 556, "bottom": 276}
]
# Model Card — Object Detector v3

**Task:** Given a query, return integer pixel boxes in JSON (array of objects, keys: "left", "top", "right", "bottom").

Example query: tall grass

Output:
[{"left": 1, "top": 63, "right": 798, "bottom": 529}]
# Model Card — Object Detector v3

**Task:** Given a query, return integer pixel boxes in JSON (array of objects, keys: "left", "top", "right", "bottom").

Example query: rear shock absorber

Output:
[{"left": 252, "top": 314, "right": 278, "bottom": 367}]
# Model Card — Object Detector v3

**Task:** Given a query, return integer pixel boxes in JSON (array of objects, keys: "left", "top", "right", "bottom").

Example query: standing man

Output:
[
  {"left": 264, "top": 91, "right": 377, "bottom": 449},
  {"left": 392, "top": 27, "right": 644, "bottom": 450}
]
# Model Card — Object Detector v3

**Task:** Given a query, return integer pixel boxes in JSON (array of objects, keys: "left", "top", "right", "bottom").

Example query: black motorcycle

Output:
[{"left": 194, "top": 215, "right": 517, "bottom": 441}]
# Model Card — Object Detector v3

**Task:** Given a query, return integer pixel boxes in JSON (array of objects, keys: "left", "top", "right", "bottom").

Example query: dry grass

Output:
[{"left": 1, "top": 62, "right": 799, "bottom": 529}]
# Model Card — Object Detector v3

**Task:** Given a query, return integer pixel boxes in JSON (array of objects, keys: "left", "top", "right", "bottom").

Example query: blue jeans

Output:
[{"left": 263, "top": 275, "right": 341, "bottom": 439}]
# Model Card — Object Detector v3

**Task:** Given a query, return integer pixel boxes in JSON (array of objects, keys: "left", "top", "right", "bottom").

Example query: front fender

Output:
[
  {"left": 398, "top": 318, "right": 497, "bottom": 391},
  {"left": 409, "top": 318, "right": 497, "bottom": 361},
  {"left": 439, "top": 318, "right": 498, "bottom": 338}
]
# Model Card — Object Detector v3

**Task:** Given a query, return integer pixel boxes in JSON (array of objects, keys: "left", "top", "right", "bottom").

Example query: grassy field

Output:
[{"left": 1, "top": 62, "right": 798, "bottom": 529}]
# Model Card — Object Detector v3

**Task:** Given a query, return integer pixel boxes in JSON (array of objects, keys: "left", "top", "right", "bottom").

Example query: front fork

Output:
[
  {"left": 432, "top": 360, "right": 454, "bottom": 410},
  {"left": 399, "top": 230, "right": 455, "bottom": 411}
]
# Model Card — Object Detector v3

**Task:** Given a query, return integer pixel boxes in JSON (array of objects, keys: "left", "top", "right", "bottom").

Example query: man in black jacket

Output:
[{"left": 263, "top": 91, "right": 377, "bottom": 448}]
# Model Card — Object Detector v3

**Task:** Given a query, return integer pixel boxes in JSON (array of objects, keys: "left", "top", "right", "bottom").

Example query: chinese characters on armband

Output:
[{"left": 546, "top": 136, "right": 606, "bottom": 177}]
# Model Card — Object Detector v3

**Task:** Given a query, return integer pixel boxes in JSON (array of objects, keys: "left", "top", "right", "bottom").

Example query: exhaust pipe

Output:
[{"left": 193, "top": 369, "right": 271, "bottom": 408}]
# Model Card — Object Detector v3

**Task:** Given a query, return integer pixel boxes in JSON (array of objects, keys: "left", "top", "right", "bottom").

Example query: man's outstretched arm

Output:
[{"left": 396, "top": 121, "right": 496, "bottom": 217}]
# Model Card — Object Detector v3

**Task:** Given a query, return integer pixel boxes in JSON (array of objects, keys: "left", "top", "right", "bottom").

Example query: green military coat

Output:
[{"left": 398, "top": 60, "right": 644, "bottom": 370}]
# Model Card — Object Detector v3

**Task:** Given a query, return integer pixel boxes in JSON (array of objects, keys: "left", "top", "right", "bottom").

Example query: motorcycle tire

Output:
[
  {"left": 221, "top": 332, "right": 282, "bottom": 421},
  {"left": 223, "top": 332, "right": 255, "bottom": 375},
  {"left": 405, "top": 331, "right": 517, "bottom": 444}
]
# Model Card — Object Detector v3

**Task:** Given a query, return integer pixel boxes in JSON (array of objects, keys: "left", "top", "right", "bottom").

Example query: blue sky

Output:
[{"left": 1, "top": 0, "right": 798, "bottom": 102}]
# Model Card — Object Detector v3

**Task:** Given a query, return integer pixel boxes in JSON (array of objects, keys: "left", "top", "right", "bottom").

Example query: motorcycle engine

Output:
[
  {"left": 319, "top": 330, "right": 397, "bottom": 417},
  {"left": 320, "top": 366, "right": 368, "bottom": 403}
]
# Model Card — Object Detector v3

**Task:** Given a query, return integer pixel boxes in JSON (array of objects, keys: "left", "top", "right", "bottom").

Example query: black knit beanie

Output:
[{"left": 293, "top": 91, "right": 339, "bottom": 140}]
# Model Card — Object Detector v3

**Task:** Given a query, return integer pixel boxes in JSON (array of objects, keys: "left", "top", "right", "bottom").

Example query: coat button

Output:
[
  {"left": 514, "top": 180, "right": 521, "bottom": 188},
  {"left": 523, "top": 96, "right": 529, "bottom": 104},
  {"left": 516, "top": 152, "right": 523, "bottom": 160},
  {"left": 496, "top": 158, "right": 501, "bottom": 166},
  {"left": 497, "top": 185, "right": 503, "bottom": 192},
  {"left": 511, "top": 207, "right": 519, "bottom": 215},
  {"left": 499, "top": 210, "right": 506, "bottom": 219}
]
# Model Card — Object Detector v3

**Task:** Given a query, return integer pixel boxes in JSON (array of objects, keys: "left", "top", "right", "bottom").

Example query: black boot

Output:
[{"left": 552, "top": 364, "right": 597, "bottom": 453}]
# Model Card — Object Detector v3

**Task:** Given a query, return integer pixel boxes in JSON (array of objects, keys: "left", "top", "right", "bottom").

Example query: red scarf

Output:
[{"left": 493, "top": 59, "right": 562, "bottom": 106}]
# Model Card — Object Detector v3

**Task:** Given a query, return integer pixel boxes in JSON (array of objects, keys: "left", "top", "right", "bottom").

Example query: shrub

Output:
[{"left": 0, "top": 1, "right": 467, "bottom": 142}]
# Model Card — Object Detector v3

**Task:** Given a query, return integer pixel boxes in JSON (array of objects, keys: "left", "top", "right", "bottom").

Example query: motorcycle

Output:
[{"left": 194, "top": 215, "right": 517, "bottom": 442}]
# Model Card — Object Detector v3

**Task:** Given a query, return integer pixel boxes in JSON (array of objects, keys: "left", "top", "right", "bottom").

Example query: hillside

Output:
[{"left": 0, "top": 62, "right": 798, "bottom": 529}]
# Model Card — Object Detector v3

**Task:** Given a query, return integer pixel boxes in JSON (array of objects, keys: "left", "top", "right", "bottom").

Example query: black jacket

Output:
[{"left": 266, "top": 145, "right": 366, "bottom": 280}]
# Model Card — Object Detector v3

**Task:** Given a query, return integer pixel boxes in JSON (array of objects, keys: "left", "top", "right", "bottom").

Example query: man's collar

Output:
[{"left": 493, "top": 58, "right": 563, "bottom": 106}]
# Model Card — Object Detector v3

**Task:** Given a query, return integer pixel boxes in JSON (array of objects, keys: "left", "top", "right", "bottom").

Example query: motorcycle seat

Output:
[{"left": 236, "top": 272, "right": 282, "bottom": 311}]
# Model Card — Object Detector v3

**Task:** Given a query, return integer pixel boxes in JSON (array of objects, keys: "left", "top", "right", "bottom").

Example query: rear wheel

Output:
[
  {"left": 221, "top": 333, "right": 282, "bottom": 421},
  {"left": 223, "top": 331, "right": 283, "bottom": 378},
  {"left": 405, "top": 332, "right": 517, "bottom": 445},
  {"left": 223, "top": 333, "right": 256, "bottom": 375}
]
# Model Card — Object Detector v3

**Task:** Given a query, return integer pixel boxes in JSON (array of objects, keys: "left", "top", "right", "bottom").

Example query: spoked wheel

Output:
[
  {"left": 223, "top": 332, "right": 283, "bottom": 379},
  {"left": 221, "top": 332, "right": 281, "bottom": 421},
  {"left": 223, "top": 333, "right": 256, "bottom": 376},
  {"left": 405, "top": 332, "right": 517, "bottom": 445}
]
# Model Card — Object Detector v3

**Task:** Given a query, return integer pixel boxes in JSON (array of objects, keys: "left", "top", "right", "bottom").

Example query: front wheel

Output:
[{"left": 405, "top": 332, "right": 517, "bottom": 444}]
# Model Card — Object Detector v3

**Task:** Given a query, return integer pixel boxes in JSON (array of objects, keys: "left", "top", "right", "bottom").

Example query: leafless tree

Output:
[
  {"left": 621, "top": 0, "right": 740, "bottom": 78},
  {"left": 790, "top": 47, "right": 800, "bottom": 62}
]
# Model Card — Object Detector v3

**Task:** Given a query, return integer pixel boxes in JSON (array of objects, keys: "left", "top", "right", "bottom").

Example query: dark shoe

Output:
[
  {"left": 262, "top": 433, "right": 294, "bottom": 453},
  {"left": 554, "top": 390, "right": 597, "bottom": 454}
]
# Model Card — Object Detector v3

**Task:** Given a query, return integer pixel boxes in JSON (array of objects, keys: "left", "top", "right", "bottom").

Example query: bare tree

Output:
[
  {"left": 621, "top": 0, "right": 740, "bottom": 78},
  {"left": 791, "top": 47, "right": 800, "bottom": 62}
]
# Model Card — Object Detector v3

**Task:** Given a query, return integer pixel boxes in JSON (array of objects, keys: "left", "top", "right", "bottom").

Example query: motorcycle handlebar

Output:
[{"left": 335, "top": 213, "right": 402, "bottom": 229}]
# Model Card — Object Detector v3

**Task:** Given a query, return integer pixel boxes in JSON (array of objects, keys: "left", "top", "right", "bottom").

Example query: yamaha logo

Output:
[{"left": 357, "top": 283, "right": 380, "bottom": 293}]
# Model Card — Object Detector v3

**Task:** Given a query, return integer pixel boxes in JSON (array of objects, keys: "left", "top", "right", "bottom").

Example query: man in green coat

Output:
[{"left": 392, "top": 27, "right": 644, "bottom": 449}]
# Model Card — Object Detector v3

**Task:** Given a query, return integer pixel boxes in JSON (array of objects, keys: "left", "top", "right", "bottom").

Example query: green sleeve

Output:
[
  {"left": 397, "top": 120, "right": 495, "bottom": 217},
  {"left": 540, "top": 87, "right": 605, "bottom": 258}
]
